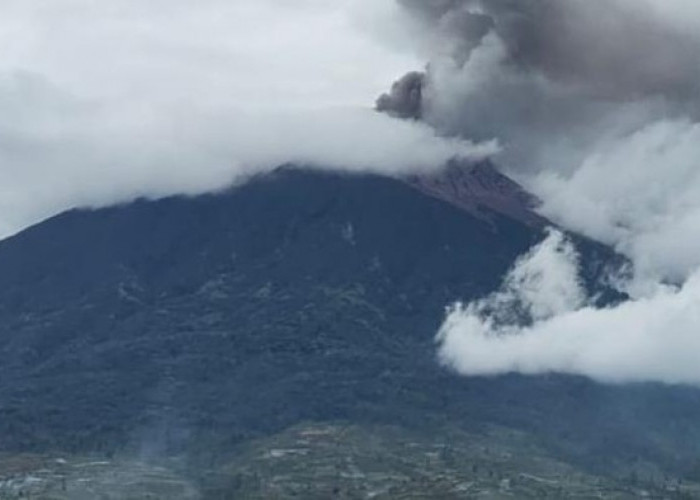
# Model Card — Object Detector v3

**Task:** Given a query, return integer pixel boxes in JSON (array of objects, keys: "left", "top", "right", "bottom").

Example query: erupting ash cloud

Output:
[
  {"left": 388, "top": 1, "right": 700, "bottom": 385},
  {"left": 384, "top": 0, "right": 700, "bottom": 172},
  {"left": 399, "top": 0, "right": 700, "bottom": 99}
]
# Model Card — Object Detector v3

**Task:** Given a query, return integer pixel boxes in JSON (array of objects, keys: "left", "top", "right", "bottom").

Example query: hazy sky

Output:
[{"left": 0, "top": 0, "right": 491, "bottom": 237}]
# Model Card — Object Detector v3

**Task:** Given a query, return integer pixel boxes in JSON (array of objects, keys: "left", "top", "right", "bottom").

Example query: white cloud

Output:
[
  {"left": 470, "top": 229, "right": 587, "bottom": 324},
  {"left": 535, "top": 120, "right": 700, "bottom": 283},
  {"left": 0, "top": 0, "right": 488, "bottom": 237},
  {"left": 438, "top": 258, "right": 700, "bottom": 386},
  {"left": 437, "top": 119, "right": 700, "bottom": 385}
]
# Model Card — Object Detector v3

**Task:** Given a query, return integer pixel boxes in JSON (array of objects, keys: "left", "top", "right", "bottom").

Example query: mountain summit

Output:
[{"left": 405, "top": 160, "right": 546, "bottom": 227}]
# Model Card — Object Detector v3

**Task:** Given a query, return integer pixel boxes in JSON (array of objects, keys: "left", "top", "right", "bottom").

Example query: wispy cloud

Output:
[{"left": 0, "top": 0, "right": 490, "bottom": 237}]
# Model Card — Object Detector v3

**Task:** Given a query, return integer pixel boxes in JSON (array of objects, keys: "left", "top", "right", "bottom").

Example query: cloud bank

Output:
[
  {"left": 389, "top": 1, "right": 700, "bottom": 385},
  {"left": 0, "top": 0, "right": 491, "bottom": 237},
  {"left": 437, "top": 230, "right": 700, "bottom": 386}
]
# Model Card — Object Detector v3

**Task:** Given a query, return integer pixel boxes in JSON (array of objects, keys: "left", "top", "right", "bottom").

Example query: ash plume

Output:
[
  {"left": 384, "top": 0, "right": 700, "bottom": 172},
  {"left": 400, "top": 0, "right": 700, "bottom": 99},
  {"left": 390, "top": 1, "right": 700, "bottom": 385},
  {"left": 375, "top": 71, "right": 425, "bottom": 120}
]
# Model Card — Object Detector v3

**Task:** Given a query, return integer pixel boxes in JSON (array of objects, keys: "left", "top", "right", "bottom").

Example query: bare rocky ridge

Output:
[{"left": 405, "top": 160, "right": 547, "bottom": 228}]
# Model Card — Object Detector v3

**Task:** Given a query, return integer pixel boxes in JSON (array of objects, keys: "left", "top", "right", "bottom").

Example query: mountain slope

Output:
[{"left": 0, "top": 166, "right": 698, "bottom": 483}]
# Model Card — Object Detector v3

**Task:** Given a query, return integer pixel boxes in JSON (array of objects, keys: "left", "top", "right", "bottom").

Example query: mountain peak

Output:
[{"left": 404, "top": 160, "right": 546, "bottom": 228}]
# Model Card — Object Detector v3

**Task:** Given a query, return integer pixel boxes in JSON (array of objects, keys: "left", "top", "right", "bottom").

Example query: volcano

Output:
[{"left": 1, "top": 164, "right": 699, "bottom": 496}]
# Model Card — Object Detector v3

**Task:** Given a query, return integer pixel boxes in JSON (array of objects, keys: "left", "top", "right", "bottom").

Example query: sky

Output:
[
  {"left": 0, "top": 0, "right": 490, "bottom": 237},
  {"left": 5, "top": 0, "right": 700, "bottom": 387}
]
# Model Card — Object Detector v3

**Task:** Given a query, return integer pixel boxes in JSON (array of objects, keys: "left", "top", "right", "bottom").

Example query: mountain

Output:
[{"left": 1, "top": 164, "right": 700, "bottom": 496}]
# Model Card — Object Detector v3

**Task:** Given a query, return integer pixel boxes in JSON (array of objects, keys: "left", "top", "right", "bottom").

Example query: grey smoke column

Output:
[
  {"left": 375, "top": 71, "right": 425, "bottom": 120},
  {"left": 383, "top": 0, "right": 700, "bottom": 172},
  {"left": 399, "top": 0, "right": 700, "bottom": 98}
]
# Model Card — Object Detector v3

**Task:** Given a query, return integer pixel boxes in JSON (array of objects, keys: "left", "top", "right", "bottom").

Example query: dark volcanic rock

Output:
[{"left": 405, "top": 159, "right": 547, "bottom": 227}]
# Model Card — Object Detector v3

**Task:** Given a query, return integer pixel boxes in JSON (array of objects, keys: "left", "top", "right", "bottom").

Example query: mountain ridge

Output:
[
  {"left": 405, "top": 160, "right": 547, "bottom": 228},
  {"left": 0, "top": 165, "right": 698, "bottom": 488}
]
